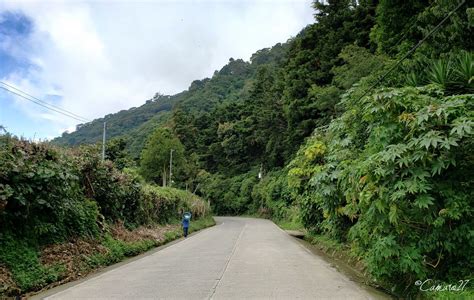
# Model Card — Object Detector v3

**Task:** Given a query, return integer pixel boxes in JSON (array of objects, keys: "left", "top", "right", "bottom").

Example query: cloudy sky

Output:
[{"left": 0, "top": 0, "right": 314, "bottom": 140}]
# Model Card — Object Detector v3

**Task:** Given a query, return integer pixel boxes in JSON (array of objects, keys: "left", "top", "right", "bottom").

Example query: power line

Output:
[
  {"left": 0, "top": 81, "right": 90, "bottom": 123},
  {"left": 388, "top": 0, "right": 438, "bottom": 53},
  {"left": 0, "top": 86, "right": 88, "bottom": 122},
  {"left": 1, "top": 81, "right": 90, "bottom": 121},
  {"left": 357, "top": 0, "right": 467, "bottom": 102},
  {"left": 0, "top": 81, "right": 90, "bottom": 122},
  {"left": 1, "top": 82, "right": 110, "bottom": 157}
]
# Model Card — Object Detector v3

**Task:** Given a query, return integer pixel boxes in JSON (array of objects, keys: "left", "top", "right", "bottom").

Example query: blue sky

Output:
[
  {"left": 0, "top": 12, "right": 32, "bottom": 75},
  {"left": 0, "top": 0, "right": 314, "bottom": 140},
  {"left": 0, "top": 11, "right": 58, "bottom": 139}
]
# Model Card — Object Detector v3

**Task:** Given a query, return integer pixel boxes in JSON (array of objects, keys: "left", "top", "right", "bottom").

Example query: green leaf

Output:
[
  {"left": 450, "top": 118, "right": 474, "bottom": 138},
  {"left": 431, "top": 159, "right": 446, "bottom": 176},
  {"left": 375, "top": 199, "right": 386, "bottom": 213},
  {"left": 414, "top": 194, "right": 434, "bottom": 209},
  {"left": 389, "top": 205, "right": 398, "bottom": 224}
]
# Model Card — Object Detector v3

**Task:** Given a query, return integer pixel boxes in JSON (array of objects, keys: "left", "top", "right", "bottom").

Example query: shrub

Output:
[
  {"left": 0, "top": 136, "right": 211, "bottom": 296},
  {"left": 140, "top": 185, "right": 210, "bottom": 224},
  {"left": 289, "top": 85, "right": 474, "bottom": 294},
  {"left": 251, "top": 169, "right": 295, "bottom": 220},
  {"left": 72, "top": 146, "right": 143, "bottom": 226},
  {"left": 0, "top": 137, "right": 99, "bottom": 242},
  {"left": 198, "top": 172, "right": 252, "bottom": 215}
]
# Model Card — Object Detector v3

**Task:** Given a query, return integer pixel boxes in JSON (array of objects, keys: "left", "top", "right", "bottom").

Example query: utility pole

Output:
[
  {"left": 169, "top": 149, "right": 174, "bottom": 187},
  {"left": 102, "top": 121, "right": 106, "bottom": 161}
]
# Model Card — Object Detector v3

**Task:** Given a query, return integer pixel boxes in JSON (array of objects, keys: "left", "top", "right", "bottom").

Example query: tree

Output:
[
  {"left": 283, "top": 0, "right": 378, "bottom": 151},
  {"left": 371, "top": 0, "right": 472, "bottom": 57},
  {"left": 370, "top": 0, "right": 429, "bottom": 55},
  {"left": 105, "top": 137, "right": 132, "bottom": 170},
  {"left": 140, "top": 128, "right": 185, "bottom": 186}
]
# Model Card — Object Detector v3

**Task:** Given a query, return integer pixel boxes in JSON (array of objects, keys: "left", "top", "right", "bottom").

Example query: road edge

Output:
[{"left": 30, "top": 218, "right": 219, "bottom": 300}]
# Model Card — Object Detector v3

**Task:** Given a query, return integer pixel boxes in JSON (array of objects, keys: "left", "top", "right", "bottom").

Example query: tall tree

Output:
[
  {"left": 372, "top": 0, "right": 472, "bottom": 57},
  {"left": 140, "top": 128, "right": 185, "bottom": 186},
  {"left": 371, "top": 0, "right": 429, "bottom": 55},
  {"left": 283, "top": 0, "right": 378, "bottom": 150}
]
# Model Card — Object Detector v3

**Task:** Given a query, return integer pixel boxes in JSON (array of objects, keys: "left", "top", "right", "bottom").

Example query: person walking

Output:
[{"left": 182, "top": 212, "right": 191, "bottom": 238}]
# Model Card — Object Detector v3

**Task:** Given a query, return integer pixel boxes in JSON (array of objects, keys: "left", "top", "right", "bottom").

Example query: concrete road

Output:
[{"left": 37, "top": 217, "right": 388, "bottom": 300}]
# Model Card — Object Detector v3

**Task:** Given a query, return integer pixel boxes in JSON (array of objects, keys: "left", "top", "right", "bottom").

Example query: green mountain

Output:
[
  {"left": 51, "top": 43, "right": 288, "bottom": 160},
  {"left": 51, "top": 92, "right": 180, "bottom": 148}
]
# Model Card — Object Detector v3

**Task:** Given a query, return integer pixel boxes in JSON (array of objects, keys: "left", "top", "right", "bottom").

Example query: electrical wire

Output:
[
  {"left": 0, "top": 81, "right": 90, "bottom": 123},
  {"left": 0, "top": 85, "right": 90, "bottom": 123},
  {"left": 357, "top": 0, "right": 467, "bottom": 102},
  {"left": 388, "top": 0, "right": 438, "bottom": 53}
]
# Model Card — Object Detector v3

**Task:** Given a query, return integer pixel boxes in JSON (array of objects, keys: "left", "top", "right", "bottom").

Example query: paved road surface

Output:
[{"left": 36, "top": 217, "right": 388, "bottom": 299}]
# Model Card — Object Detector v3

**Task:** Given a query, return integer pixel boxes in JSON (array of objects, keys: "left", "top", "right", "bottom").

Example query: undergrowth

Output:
[
  {"left": 0, "top": 216, "right": 215, "bottom": 297},
  {"left": 0, "top": 234, "right": 65, "bottom": 292}
]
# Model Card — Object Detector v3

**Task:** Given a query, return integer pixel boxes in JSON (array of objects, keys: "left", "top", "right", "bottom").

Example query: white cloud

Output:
[{"left": 0, "top": 0, "right": 314, "bottom": 137}]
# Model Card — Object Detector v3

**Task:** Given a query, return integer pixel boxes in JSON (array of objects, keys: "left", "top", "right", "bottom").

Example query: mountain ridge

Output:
[{"left": 51, "top": 41, "right": 289, "bottom": 159}]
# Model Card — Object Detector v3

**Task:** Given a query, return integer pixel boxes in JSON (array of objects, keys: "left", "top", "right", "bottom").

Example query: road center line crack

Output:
[{"left": 208, "top": 223, "right": 246, "bottom": 300}]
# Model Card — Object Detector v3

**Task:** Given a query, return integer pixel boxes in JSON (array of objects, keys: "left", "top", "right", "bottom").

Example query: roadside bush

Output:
[
  {"left": 289, "top": 85, "right": 474, "bottom": 294},
  {"left": 0, "top": 137, "right": 98, "bottom": 242},
  {"left": 198, "top": 168, "right": 298, "bottom": 219},
  {"left": 251, "top": 169, "right": 295, "bottom": 220},
  {"left": 0, "top": 136, "right": 212, "bottom": 297},
  {"left": 0, "top": 138, "right": 211, "bottom": 239},
  {"left": 72, "top": 146, "right": 143, "bottom": 226},
  {"left": 140, "top": 185, "right": 210, "bottom": 224},
  {"left": 199, "top": 172, "right": 256, "bottom": 215}
]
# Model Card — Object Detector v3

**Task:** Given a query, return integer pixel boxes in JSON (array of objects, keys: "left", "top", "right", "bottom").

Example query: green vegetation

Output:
[
  {"left": 84, "top": 216, "right": 215, "bottom": 269},
  {"left": 11, "top": 0, "right": 474, "bottom": 298},
  {"left": 274, "top": 216, "right": 304, "bottom": 231},
  {"left": 0, "top": 138, "right": 100, "bottom": 243},
  {"left": 0, "top": 236, "right": 65, "bottom": 292},
  {"left": 51, "top": 93, "right": 179, "bottom": 155},
  {"left": 0, "top": 136, "right": 212, "bottom": 296},
  {"left": 140, "top": 128, "right": 185, "bottom": 186},
  {"left": 289, "top": 84, "right": 473, "bottom": 295}
]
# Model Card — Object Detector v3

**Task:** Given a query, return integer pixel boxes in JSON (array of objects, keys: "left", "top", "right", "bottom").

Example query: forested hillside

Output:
[
  {"left": 34, "top": 0, "right": 473, "bottom": 297},
  {"left": 51, "top": 92, "right": 181, "bottom": 153}
]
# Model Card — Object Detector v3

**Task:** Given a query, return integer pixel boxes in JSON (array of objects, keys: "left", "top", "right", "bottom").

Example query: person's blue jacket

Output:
[{"left": 182, "top": 213, "right": 191, "bottom": 228}]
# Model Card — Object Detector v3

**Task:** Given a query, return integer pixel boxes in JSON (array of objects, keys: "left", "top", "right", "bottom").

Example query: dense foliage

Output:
[
  {"left": 0, "top": 138, "right": 99, "bottom": 243},
  {"left": 140, "top": 128, "right": 186, "bottom": 186},
  {"left": 289, "top": 85, "right": 473, "bottom": 293},
  {"left": 0, "top": 136, "right": 210, "bottom": 235},
  {"left": 0, "top": 136, "right": 211, "bottom": 294}
]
